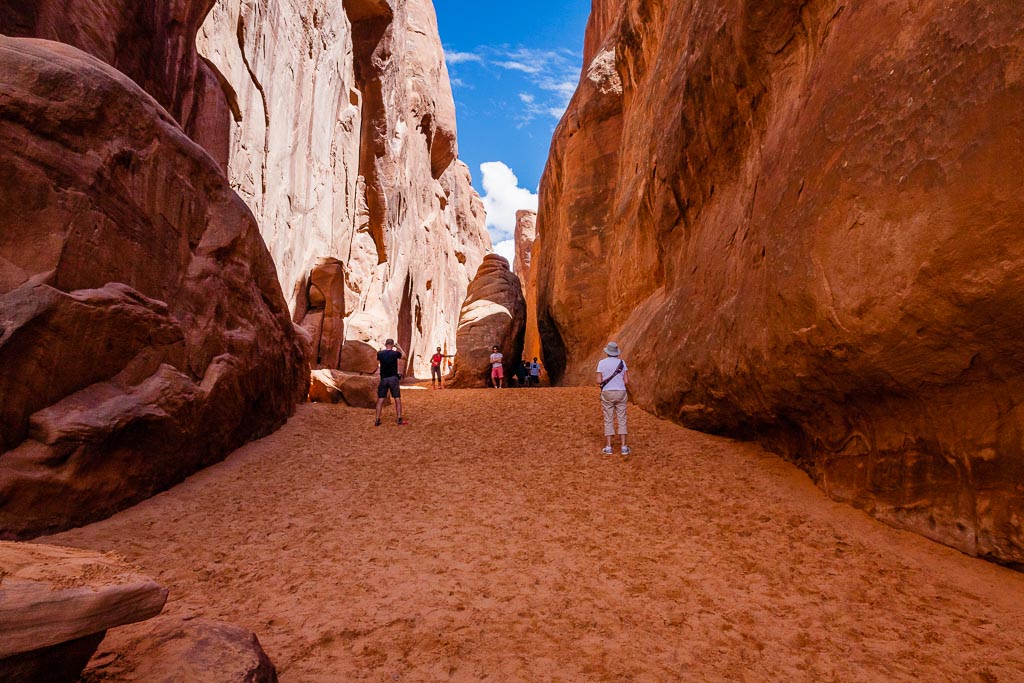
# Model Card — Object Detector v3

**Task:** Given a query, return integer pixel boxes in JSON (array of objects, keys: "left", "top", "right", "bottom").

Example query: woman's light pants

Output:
[{"left": 601, "top": 390, "right": 628, "bottom": 436}]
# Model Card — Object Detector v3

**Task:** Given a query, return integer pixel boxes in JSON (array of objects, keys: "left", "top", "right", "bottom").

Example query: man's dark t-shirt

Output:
[{"left": 378, "top": 349, "right": 402, "bottom": 378}]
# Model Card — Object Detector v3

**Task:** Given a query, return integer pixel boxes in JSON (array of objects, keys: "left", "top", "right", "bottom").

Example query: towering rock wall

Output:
[
  {"left": 197, "top": 0, "right": 490, "bottom": 378},
  {"left": 3, "top": 0, "right": 490, "bottom": 381},
  {"left": 0, "top": 0, "right": 485, "bottom": 534},
  {"left": 535, "top": 0, "right": 1024, "bottom": 564},
  {"left": 0, "top": 37, "right": 307, "bottom": 537}
]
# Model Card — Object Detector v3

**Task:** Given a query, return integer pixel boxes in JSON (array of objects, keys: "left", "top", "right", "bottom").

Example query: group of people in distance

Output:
[
  {"left": 487, "top": 345, "right": 541, "bottom": 389},
  {"left": 371, "top": 337, "right": 631, "bottom": 456}
]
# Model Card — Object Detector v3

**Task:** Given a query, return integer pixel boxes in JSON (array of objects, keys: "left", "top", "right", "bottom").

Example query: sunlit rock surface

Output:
[
  {"left": 450, "top": 255, "right": 526, "bottom": 388},
  {"left": 514, "top": 209, "right": 541, "bottom": 363},
  {"left": 535, "top": 0, "right": 1024, "bottom": 563},
  {"left": 198, "top": 0, "right": 490, "bottom": 377}
]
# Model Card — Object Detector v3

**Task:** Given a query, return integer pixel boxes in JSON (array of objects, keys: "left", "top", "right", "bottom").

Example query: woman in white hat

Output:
[{"left": 595, "top": 341, "right": 630, "bottom": 455}]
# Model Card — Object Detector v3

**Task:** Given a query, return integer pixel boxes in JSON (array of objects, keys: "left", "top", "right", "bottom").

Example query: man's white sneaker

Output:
[
  {"left": 601, "top": 446, "right": 613, "bottom": 455},
  {"left": 621, "top": 446, "right": 631, "bottom": 455}
]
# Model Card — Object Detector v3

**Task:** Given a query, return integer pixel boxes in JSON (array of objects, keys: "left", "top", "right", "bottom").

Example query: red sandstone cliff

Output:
[
  {"left": 0, "top": 0, "right": 232, "bottom": 166},
  {"left": 535, "top": 0, "right": 1024, "bottom": 564},
  {"left": 0, "top": 37, "right": 307, "bottom": 537}
]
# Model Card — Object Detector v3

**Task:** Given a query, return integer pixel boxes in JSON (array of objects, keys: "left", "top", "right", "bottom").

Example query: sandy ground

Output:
[{"left": 47, "top": 387, "right": 1024, "bottom": 682}]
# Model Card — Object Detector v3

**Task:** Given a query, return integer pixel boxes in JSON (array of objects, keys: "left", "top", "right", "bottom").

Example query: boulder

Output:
[
  {"left": 82, "top": 616, "right": 278, "bottom": 683},
  {"left": 308, "top": 258, "right": 347, "bottom": 369},
  {"left": 309, "top": 369, "right": 382, "bottom": 409},
  {"left": 534, "top": 0, "right": 1024, "bottom": 563},
  {"left": 0, "top": 37, "right": 308, "bottom": 538},
  {"left": 450, "top": 255, "right": 527, "bottom": 388},
  {"left": 339, "top": 340, "right": 381, "bottom": 375},
  {"left": 0, "top": 542, "right": 167, "bottom": 683}
]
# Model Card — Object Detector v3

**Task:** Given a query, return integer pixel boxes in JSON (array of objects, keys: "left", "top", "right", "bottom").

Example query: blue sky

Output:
[{"left": 433, "top": 0, "right": 591, "bottom": 263}]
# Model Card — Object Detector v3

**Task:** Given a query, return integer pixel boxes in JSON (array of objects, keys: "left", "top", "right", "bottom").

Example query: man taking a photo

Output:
[{"left": 376, "top": 338, "right": 407, "bottom": 426}]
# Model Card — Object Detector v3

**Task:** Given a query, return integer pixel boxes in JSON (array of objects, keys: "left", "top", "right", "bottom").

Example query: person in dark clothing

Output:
[
  {"left": 376, "top": 338, "right": 406, "bottom": 426},
  {"left": 515, "top": 359, "right": 529, "bottom": 388}
]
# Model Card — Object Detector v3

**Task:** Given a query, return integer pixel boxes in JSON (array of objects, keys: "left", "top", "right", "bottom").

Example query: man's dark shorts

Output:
[{"left": 378, "top": 375, "right": 401, "bottom": 399}]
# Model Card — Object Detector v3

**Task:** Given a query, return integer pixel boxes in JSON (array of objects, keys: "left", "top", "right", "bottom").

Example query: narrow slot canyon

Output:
[{"left": 1, "top": 0, "right": 1023, "bottom": 681}]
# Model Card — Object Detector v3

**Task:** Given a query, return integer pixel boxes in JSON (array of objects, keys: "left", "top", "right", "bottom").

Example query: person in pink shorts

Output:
[{"left": 489, "top": 345, "right": 504, "bottom": 389}]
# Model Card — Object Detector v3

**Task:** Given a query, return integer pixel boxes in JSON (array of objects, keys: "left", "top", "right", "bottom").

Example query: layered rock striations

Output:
[
  {"left": 450, "top": 255, "right": 526, "bottom": 388},
  {"left": 198, "top": 0, "right": 490, "bottom": 378},
  {"left": 535, "top": 0, "right": 1024, "bottom": 563},
  {"left": 0, "top": 38, "right": 308, "bottom": 537}
]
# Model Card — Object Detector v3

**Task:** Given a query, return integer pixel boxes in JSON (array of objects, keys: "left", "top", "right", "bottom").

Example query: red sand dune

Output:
[{"left": 48, "top": 388, "right": 1024, "bottom": 681}]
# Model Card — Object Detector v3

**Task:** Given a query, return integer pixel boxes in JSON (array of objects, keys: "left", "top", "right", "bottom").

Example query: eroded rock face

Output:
[
  {"left": 535, "top": 0, "right": 1024, "bottom": 563},
  {"left": 450, "top": 255, "right": 526, "bottom": 388},
  {"left": 3, "top": 0, "right": 491, "bottom": 384},
  {"left": 198, "top": 0, "right": 490, "bottom": 378},
  {"left": 304, "top": 258, "right": 348, "bottom": 370},
  {"left": 0, "top": 38, "right": 308, "bottom": 538},
  {"left": 0, "top": 0, "right": 232, "bottom": 167},
  {"left": 1, "top": 0, "right": 488, "bottom": 531},
  {"left": 514, "top": 209, "right": 541, "bottom": 363}
]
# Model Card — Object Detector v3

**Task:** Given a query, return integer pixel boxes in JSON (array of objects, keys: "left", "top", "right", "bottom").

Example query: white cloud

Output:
[
  {"left": 503, "top": 50, "right": 580, "bottom": 127},
  {"left": 538, "top": 76, "right": 579, "bottom": 103},
  {"left": 445, "top": 50, "right": 484, "bottom": 65},
  {"left": 493, "top": 239, "right": 517, "bottom": 265},
  {"left": 442, "top": 44, "right": 582, "bottom": 128},
  {"left": 480, "top": 161, "right": 539, "bottom": 243},
  {"left": 496, "top": 60, "right": 543, "bottom": 74}
]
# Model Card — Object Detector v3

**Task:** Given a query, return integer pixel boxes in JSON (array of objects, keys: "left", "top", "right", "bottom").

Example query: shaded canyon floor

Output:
[{"left": 47, "top": 388, "right": 1024, "bottom": 681}]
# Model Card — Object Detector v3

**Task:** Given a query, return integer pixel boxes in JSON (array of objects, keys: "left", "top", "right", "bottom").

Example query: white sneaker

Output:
[
  {"left": 621, "top": 446, "right": 631, "bottom": 455},
  {"left": 601, "top": 446, "right": 613, "bottom": 455}
]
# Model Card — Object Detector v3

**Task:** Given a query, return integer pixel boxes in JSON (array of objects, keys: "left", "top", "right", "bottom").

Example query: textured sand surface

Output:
[{"left": 48, "top": 388, "right": 1024, "bottom": 681}]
